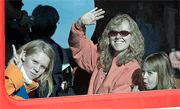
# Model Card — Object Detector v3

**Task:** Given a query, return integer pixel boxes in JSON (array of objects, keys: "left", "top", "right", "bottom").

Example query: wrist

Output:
[{"left": 77, "top": 19, "right": 85, "bottom": 28}]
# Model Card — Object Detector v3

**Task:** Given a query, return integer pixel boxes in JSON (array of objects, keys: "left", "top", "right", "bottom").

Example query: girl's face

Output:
[
  {"left": 23, "top": 51, "right": 50, "bottom": 80},
  {"left": 142, "top": 71, "right": 158, "bottom": 90},
  {"left": 110, "top": 20, "right": 131, "bottom": 56}
]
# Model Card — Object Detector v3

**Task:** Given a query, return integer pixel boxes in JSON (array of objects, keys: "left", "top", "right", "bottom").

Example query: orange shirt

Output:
[
  {"left": 69, "top": 21, "right": 140, "bottom": 94},
  {"left": 5, "top": 63, "right": 38, "bottom": 100}
]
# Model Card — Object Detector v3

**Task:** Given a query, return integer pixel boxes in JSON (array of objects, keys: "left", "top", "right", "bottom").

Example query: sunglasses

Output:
[{"left": 109, "top": 30, "right": 131, "bottom": 37}]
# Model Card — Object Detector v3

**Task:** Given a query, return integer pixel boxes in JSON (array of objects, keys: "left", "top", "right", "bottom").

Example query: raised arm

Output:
[{"left": 68, "top": 7, "right": 105, "bottom": 73}]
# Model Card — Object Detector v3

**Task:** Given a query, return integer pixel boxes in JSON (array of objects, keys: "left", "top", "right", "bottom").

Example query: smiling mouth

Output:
[
  {"left": 30, "top": 72, "right": 36, "bottom": 76},
  {"left": 115, "top": 41, "right": 124, "bottom": 44}
]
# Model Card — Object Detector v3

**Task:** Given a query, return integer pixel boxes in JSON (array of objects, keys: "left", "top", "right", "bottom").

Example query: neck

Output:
[{"left": 115, "top": 49, "right": 128, "bottom": 58}]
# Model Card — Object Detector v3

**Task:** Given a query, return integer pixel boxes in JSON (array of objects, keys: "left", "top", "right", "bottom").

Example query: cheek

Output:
[
  {"left": 23, "top": 60, "right": 33, "bottom": 70},
  {"left": 37, "top": 69, "right": 46, "bottom": 77},
  {"left": 126, "top": 36, "right": 131, "bottom": 44}
]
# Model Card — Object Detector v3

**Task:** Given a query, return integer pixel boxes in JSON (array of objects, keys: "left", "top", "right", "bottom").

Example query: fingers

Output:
[
  {"left": 95, "top": 16, "right": 104, "bottom": 21},
  {"left": 93, "top": 8, "right": 103, "bottom": 15},
  {"left": 10, "top": 44, "right": 25, "bottom": 69},
  {"left": 90, "top": 7, "right": 98, "bottom": 13},
  {"left": 132, "top": 85, "right": 140, "bottom": 92},
  {"left": 12, "top": 44, "right": 17, "bottom": 56}
]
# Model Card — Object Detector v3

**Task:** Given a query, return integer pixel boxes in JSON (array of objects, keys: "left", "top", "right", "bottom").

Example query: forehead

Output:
[
  {"left": 27, "top": 51, "right": 50, "bottom": 66},
  {"left": 114, "top": 20, "right": 130, "bottom": 31}
]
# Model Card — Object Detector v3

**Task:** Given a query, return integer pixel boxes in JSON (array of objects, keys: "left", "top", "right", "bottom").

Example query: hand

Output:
[
  {"left": 17, "top": 10, "right": 35, "bottom": 28},
  {"left": 61, "top": 81, "right": 68, "bottom": 90},
  {"left": 169, "top": 51, "right": 180, "bottom": 70},
  {"left": 77, "top": 7, "right": 105, "bottom": 28},
  {"left": 130, "top": 84, "right": 140, "bottom": 92},
  {"left": 9, "top": 44, "right": 26, "bottom": 69}
]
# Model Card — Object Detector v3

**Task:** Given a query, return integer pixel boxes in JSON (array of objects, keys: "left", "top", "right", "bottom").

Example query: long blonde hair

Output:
[
  {"left": 98, "top": 14, "right": 145, "bottom": 72},
  {"left": 142, "top": 52, "right": 179, "bottom": 89},
  {"left": 17, "top": 40, "right": 55, "bottom": 97}
]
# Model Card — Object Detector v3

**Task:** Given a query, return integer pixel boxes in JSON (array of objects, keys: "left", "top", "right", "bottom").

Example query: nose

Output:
[
  {"left": 116, "top": 33, "right": 123, "bottom": 39},
  {"left": 34, "top": 65, "right": 40, "bottom": 73},
  {"left": 142, "top": 72, "right": 148, "bottom": 79}
]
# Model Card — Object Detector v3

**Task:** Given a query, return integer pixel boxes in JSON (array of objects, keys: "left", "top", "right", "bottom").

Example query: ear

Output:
[{"left": 22, "top": 50, "right": 26, "bottom": 61}]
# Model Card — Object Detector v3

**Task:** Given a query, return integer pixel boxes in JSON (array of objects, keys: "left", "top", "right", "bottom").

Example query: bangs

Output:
[{"left": 142, "top": 60, "right": 157, "bottom": 72}]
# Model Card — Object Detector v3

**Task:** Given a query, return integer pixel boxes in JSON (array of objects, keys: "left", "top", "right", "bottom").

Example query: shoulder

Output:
[
  {"left": 126, "top": 59, "right": 140, "bottom": 68},
  {"left": 123, "top": 59, "right": 140, "bottom": 74}
]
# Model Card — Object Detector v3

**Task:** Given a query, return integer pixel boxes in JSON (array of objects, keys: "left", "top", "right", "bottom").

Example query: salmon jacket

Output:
[
  {"left": 69, "top": 21, "right": 140, "bottom": 94},
  {"left": 5, "top": 63, "right": 39, "bottom": 100}
]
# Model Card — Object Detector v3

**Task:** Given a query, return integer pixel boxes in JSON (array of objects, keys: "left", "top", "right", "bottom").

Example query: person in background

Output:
[
  {"left": 132, "top": 52, "right": 179, "bottom": 92},
  {"left": 5, "top": 40, "right": 55, "bottom": 100},
  {"left": 5, "top": 0, "right": 35, "bottom": 66},
  {"left": 68, "top": 7, "right": 144, "bottom": 94},
  {"left": 30, "top": 5, "right": 74, "bottom": 97}
]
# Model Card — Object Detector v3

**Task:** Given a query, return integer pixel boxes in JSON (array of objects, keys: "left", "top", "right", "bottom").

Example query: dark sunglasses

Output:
[{"left": 109, "top": 30, "right": 131, "bottom": 37}]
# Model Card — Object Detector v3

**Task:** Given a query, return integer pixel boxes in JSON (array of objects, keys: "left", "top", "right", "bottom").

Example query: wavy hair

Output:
[
  {"left": 142, "top": 52, "right": 179, "bottom": 89},
  {"left": 17, "top": 40, "right": 55, "bottom": 97},
  {"left": 98, "top": 14, "right": 145, "bottom": 72}
]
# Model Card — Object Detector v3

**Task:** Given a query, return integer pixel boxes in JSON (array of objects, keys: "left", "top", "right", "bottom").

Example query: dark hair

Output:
[{"left": 31, "top": 5, "right": 59, "bottom": 36}]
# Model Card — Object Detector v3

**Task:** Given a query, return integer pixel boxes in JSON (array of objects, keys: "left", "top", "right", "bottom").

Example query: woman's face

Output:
[
  {"left": 142, "top": 71, "right": 158, "bottom": 90},
  {"left": 110, "top": 20, "right": 131, "bottom": 56},
  {"left": 23, "top": 51, "right": 50, "bottom": 80}
]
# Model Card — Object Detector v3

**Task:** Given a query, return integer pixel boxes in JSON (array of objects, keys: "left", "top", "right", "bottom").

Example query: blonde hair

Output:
[
  {"left": 98, "top": 14, "right": 145, "bottom": 72},
  {"left": 142, "top": 52, "right": 179, "bottom": 90},
  {"left": 17, "top": 40, "right": 55, "bottom": 97}
]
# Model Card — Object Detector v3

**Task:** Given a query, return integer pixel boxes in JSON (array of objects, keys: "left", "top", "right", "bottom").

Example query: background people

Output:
[
  {"left": 5, "top": 0, "right": 34, "bottom": 66},
  {"left": 68, "top": 7, "right": 144, "bottom": 94},
  {"left": 5, "top": 40, "right": 55, "bottom": 99}
]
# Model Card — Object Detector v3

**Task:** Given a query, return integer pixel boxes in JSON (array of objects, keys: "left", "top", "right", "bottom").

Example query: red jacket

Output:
[
  {"left": 69, "top": 21, "right": 140, "bottom": 94},
  {"left": 5, "top": 63, "right": 38, "bottom": 100}
]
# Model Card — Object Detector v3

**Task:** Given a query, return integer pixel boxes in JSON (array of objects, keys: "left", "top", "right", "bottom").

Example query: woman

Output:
[
  {"left": 5, "top": 40, "right": 55, "bottom": 100},
  {"left": 132, "top": 52, "right": 179, "bottom": 92},
  {"left": 68, "top": 7, "right": 145, "bottom": 94}
]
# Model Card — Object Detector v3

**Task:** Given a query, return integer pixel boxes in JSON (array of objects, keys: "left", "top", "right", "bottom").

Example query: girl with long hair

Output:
[{"left": 5, "top": 40, "right": 55, "bottom": 99}]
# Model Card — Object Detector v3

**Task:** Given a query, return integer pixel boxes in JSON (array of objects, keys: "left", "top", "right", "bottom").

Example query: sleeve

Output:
[
  {"left": 68, "top": 21, "right": 100, "bottom": 74},
  {"left": 5, "top": 63, "right": 26, "bottom": 96},
  {"left": 111, "top": 62, "right": 140, "bottom": 93}
]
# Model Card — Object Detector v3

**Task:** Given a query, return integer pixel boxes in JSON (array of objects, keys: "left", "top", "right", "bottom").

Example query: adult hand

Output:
[
  {"left": 9, "top": 44, "right": 26, "bottom": 70},
  {"left": 17, "top": 10, "right": 35, "bottom": 28},
  {"left": 169, "top": 51, "right": 180, "bottom": 70},
  {"left": 77, "top": 7, "right": 105, "bottom": 28}
]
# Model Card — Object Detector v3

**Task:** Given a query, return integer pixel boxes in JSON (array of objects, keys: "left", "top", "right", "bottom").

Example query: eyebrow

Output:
[{"left": 33, "top": 58, "right": 48, "bottom": 69}]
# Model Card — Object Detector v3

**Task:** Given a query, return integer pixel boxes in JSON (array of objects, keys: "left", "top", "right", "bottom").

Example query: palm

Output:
[
  {"left": 81, "top": 12, "right": 96, "bottom": 25},
  {"left": 169, "top": 51, "right": 180, "bottom": 69},
  {"left": 79, "top": 7, "right": 105, "bottom": 26}
]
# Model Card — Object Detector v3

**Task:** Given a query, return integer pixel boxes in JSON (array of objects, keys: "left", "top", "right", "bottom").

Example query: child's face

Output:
[
  {"left": 142, "top": 71, "right": 158, "bottom": 90},
  {"left": 23, "top": 51, "right": 50, "bottom": 80}
]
